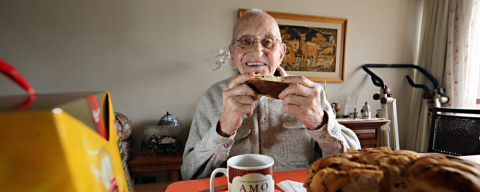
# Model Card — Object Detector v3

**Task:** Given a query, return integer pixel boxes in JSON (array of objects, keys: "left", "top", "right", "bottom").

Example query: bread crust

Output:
[
  {"left": 304, "top": 147, "right": 480, "bottom": 192},
  {"left": 402, "top": 155, "right": 480, "bottom": 192}
]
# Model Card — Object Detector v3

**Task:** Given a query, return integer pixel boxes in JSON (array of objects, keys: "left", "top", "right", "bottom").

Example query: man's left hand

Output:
[{"left": 278, "top": 76, "right": 327, "bottom": 130}]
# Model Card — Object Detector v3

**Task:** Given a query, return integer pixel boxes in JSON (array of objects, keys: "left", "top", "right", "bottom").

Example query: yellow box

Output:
[{"left": 0, "top": 92, "right": 129, "bottom": 192}]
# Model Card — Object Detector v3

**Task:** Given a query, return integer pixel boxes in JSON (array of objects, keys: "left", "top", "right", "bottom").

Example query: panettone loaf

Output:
[
  {"left": 402, "top": 155, "right": 480, "bottom": 192},
  {"left": 304, "top": 147, "right": 480, "bottom": 192}
]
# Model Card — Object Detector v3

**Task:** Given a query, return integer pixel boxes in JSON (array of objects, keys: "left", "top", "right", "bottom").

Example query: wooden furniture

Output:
[
  {"left": 337, "top": 118, "right": 390, "bottom": 148},
  {"left": 133, "top": 182, "right": 173, "bottom": 192},
  {"left": 128, "top": 153, "right": 183, "bottom": 182}
]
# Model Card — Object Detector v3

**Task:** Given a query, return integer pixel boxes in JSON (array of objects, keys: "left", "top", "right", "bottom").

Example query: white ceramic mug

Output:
[{"left": 210, "top": 154, "right": 274, "bottom": 192}]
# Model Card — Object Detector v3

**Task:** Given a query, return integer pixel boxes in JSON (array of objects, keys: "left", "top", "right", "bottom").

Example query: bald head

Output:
[
  {"left": 231, "top": 9, "right": 282, "bottom": 44},
  {"left": 228, "top": 8, "right": 286, "bottom": 75}
]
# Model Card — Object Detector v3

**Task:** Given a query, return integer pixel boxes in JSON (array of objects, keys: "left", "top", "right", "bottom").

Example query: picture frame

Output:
[
  {"left": 239, "top": 9, "right": 347, "bottom": 83},
  {"left": 141, "top": 125, "right": 186, "bottom": 156}
]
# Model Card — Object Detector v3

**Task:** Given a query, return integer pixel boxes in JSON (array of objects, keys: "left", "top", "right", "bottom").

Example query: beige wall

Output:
[{"left": 0, "top": 0, "right": 423, "bottom": 181}]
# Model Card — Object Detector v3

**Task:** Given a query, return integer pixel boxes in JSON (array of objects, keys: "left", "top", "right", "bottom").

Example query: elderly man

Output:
[{"left": 181, "top": 8, "right": 360, "bottom": 180}]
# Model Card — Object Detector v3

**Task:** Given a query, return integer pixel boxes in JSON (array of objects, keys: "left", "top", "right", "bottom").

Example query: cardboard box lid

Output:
[{"left": 0, "top": 92, "right": 108, "bottom": 139}]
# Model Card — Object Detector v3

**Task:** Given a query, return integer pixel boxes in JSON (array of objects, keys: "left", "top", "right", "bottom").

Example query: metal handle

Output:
[
  {"left": 362, "top": 64, "right": 439, "bottom": 90},
  {"left": 0, "top": 58, "right": 35, "bottom": 95}
]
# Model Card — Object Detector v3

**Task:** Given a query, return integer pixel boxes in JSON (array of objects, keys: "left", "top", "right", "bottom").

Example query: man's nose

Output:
[{"left": 250, "top": 39, "right": 264, "bottom": 54}]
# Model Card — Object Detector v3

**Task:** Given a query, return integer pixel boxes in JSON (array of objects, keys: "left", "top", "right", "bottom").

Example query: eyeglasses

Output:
[{"left": 232, "top": 35, "right": 281, "bottom": 50}]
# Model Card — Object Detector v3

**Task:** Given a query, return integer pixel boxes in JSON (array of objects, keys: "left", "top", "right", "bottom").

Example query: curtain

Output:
[
  {"left": 405, "top": 0, "right": 476, "bottom": 152},
  {"left": 466, "top": 0, "right": 480, "bottom": 108},
  {"left": 444, "top": 0, "right": 477, "bottom": 109},
  {"left": 405, "top": 0, "right": 449, "bottom": 152}
]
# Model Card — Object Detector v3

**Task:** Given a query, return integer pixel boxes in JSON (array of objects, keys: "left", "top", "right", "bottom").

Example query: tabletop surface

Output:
[
  {"left": 165, "top": 169, "right": 308, "bottom": 192},
  {"left": 459, "top": 155, "right": 480, "bottom": 163},
  {"left": 163, "top": 155, "right": 480, "bottom": 192}
]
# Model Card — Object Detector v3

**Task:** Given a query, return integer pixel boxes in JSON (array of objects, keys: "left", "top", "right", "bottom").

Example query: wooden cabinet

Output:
[
  {"left": 338, "top": 119, "right": 390, "bottom": 149},
  {"left": 128, "top": 153, "right": 183, "bottom": 182}
]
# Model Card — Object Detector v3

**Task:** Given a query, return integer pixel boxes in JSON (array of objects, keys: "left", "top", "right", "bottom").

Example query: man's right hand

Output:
[{"left": 218, "top": 72, "right": 258, "bottom": 137}]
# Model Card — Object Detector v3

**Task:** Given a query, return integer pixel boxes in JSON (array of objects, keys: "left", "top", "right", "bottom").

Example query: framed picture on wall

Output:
[{"left": 239, "top": 9, "right": 347, "bottom": 83}]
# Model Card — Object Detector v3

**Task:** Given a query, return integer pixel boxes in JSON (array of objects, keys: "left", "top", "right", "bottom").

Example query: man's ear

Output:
[
  {"left": 279, "top": 43, "right": 287, "bottom": 60},
  {"left": 228, "top": 45, "right": 233, "bottom": 57}
]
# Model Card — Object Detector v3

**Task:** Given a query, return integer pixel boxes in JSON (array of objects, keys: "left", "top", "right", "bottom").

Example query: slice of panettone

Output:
[{"left": 246, "top": 74, "right": 289, "bottom": 99}]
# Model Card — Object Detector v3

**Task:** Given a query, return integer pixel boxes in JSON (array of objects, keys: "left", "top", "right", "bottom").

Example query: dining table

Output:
[
  {"left": 135, "top": 154, "right": 480, "bottom": 192},
  {"left": 165, "top": 168, "right": 308, "bottom": 192}
]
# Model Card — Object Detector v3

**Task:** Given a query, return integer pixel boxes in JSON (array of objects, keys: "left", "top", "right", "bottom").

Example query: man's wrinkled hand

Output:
[
  {"left": 278, "top": 76, "right": 327, "bottom": 130},
  {"left": 218, "top": 72, "right": 259, "bottom": 136}
]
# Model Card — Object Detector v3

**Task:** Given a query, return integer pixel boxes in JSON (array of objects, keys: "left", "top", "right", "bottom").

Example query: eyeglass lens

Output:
[{"left": 236, "top": 35, "right": 277, "bottom": 49}]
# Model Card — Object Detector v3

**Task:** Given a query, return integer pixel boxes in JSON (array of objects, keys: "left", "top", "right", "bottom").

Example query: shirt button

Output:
[{"left": 261, "top": 120, "right": 266, "bottom": 125}]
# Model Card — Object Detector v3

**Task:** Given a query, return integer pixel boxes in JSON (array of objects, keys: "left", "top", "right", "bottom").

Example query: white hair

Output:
[
  {"left": 231, "top": 8, "right": 282, "bottom": 43},
  {"left": 246, "top": 8, "right": 263, "bottom": 14}
]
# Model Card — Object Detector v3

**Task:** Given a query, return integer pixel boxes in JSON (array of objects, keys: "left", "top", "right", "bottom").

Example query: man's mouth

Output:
[{"left": 246, "top": 62, "right": 267, "bottom": 66}]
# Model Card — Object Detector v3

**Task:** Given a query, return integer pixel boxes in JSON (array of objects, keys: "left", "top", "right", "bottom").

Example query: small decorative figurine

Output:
[
  {"left": 361, "top": 102, "right": 371, "bottom": 119},
  {"left": 353, "top": 108, "right": 358, "bottom": 119},
  {"left": 330, "top": 103, "right": 337, "bottom": 118},
  {"left": 157, "top": 112, "right": 182, "bottom": 126},
  {"left": 115, "top": 112, "right": 132, "bottom": 142},
  {"left": 331, "top": 102, "right": 341, "bottom": 118}
]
